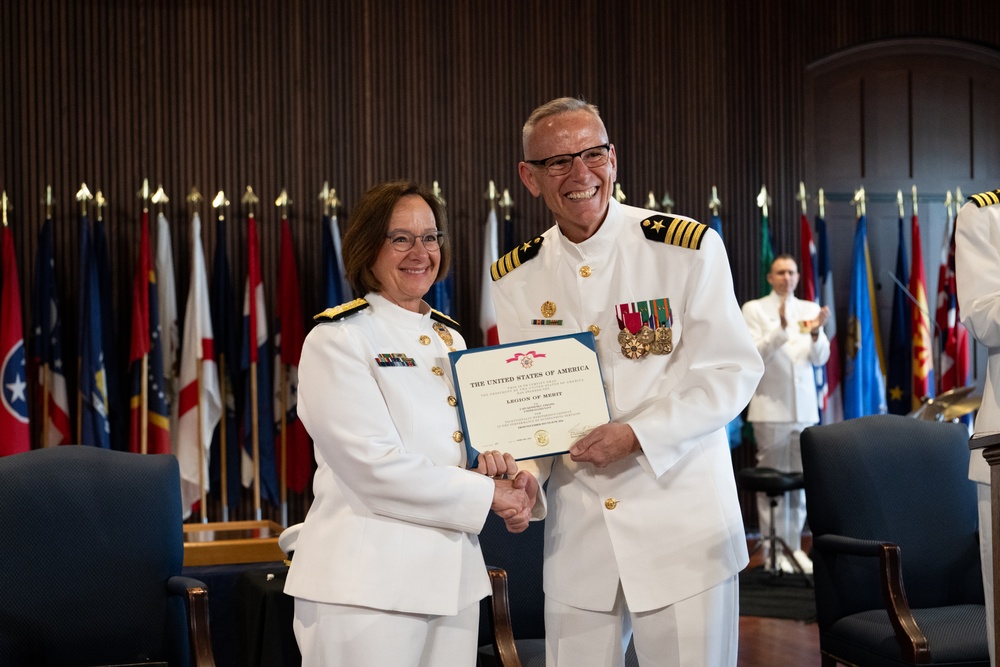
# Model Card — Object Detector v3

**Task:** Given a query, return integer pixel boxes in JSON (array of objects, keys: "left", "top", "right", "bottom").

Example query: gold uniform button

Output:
[
  {"left": 447, "top": 395, "right": 458, "bottom": 406},
  {"left": 453, "top": 431, "right": 464, "bottom": 443},
  {"left": 431, "top": 366, "right": 444, "bottom": 376},
  {"left": 419, "top": 335, "right": 431, "bottom": 345},
  {"left": 588, "top": 324, "right": 601, "bottom": 337},
  {"left": 604, "top": 498, "right": 618, "bottom": 510},
  {"left": 579, "top": 265, "right": 592, "bottom": 278}
]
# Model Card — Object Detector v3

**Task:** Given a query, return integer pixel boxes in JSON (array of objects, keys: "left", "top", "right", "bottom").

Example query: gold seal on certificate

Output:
[{"left": 448, "top": 332, "right": 611, "bottom": 461}]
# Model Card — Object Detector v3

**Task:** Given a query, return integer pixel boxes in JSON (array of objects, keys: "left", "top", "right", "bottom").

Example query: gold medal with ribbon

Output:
[{"left": 615, "top": 298, "right": 673, "bottom": 358}]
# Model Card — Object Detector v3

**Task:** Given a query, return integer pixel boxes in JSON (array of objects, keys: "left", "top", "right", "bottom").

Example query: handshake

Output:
[{"left": 476, "top": 450, "right": 540, "bottom": 534}]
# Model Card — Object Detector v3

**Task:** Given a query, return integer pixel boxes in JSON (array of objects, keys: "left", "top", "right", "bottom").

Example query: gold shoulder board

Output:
[
  {"left": 430, "top": 309, "right": 463, "bottom": 334},
  {"left": 969, "top": 189, "right": 1000, "bottom": 208},
  {"left": 314, "top": 298, "right": 369, "bottom": 322},
  {"left": 640, "top": 215, "right": 707, "bottom": 250},
  {"left": 490, "top": 236, "right": 544, "bottom": 281}
]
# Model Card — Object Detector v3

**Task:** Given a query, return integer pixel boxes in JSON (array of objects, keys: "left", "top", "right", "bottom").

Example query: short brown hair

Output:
[{"left": 342, "top": 180, "right": 450, "bottom": 297}]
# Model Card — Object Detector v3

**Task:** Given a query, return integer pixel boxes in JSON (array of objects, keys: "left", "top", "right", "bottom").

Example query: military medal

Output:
[
  {"left": 615, "top": 299, "right": 673, "bottom": 359},
  {"left": 540, "top": 301, "right": 557, "bottom": 318},
  {"left": 432, "top": 322, "right": 455, "bottom": 351}
]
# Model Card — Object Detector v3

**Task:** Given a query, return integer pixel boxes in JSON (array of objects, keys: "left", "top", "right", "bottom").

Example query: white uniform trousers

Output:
[
  {"left": 752, "top": 421, "right": 809, "bottom": 554},
  {"left": 544, "top": 575, "right": 739, "bottom": 667},
  {"left": 979, "top": 484, "right": 996, "bottom": 667},
  {"left": 293, "top": 598, "right": 480, "bottom": 667}
]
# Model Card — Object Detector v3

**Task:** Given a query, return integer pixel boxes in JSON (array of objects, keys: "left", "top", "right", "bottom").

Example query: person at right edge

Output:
[
  {"left": 489, "top": 97, "right": 765, "bottom": 667},
  {"left": 956, "top": 186, "right": 1000, "bottom": 667}
]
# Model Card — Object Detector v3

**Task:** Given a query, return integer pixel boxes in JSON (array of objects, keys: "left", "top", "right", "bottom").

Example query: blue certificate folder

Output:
[{"left": 448, "top": 331, "right": 611, "bottom": 464}]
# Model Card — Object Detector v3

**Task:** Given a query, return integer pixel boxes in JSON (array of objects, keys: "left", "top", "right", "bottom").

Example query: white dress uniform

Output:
[
  {"left": 741, "top": 291, "right": 830, "bottom": 556},
  {"left": 284, "top": 293, "right": 495, "bottom": 666},
  {"left": 956, "top": 189, "right": 1000, "bottom": 667},
  {"left": 490, "top": 198, "right": 764, "bottom": 666}
]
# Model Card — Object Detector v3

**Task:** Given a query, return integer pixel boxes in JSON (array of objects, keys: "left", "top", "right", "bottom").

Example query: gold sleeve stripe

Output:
[{"left": 491, "top": 237, "right": 543, "bottom": 280}]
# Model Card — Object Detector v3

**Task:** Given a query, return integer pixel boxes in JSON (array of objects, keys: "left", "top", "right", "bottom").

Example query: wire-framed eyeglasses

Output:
[
  {"left": 385, "top": 230, "right": 446, "bottom": 252},
  {"left": 524, "top": 144, "right": 612, "bottom": 176}
]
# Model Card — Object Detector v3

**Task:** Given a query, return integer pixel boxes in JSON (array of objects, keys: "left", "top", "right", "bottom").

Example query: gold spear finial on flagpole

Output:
[
  {"left": 187, "top": 188, "right": 203, "bottom": 218},
  {"left": 212, "top": 190, "right": 230, "bottom": 221},
  {"left": 644, "top": 191, "right": 659, "bottom": 211},
  {"left": 137, "top": 178, "right": 150, "bottom": 211},
  {"left": 796, "top": 181, "right": 809, "bottom": 215},
  {"left": 318, "top": 181, "right": 331, "bottom": 216},
  {"left": 432, "top": 181, "right": 446, "bottom": 206},
  {"left": 709, "top": 186, "right": 721, "bottom": 216},
  {"left": 613, "top": 183, "right": 626, "bottom": 204},
  {"left": 945, "top": 190, "right": 954, "bottom": 221},
  {"left": 242, "top": 186, "right": 259, "bottom": 217},
  {"left": 897, "top": 190, "right": 904, "bottom": 219},
  {"left": 499, "top": 187, "right": 514, "bottom": 221},
  {"left": 275, "top": 188, "right": 292, "bottom": 219},
  {"left": 853, "top": 185, "right": 866, "bottom": 217},
  {"left": 485, "top": 180, "right": 498, "bottom": 211},
  {"left": 756, "top": 185, "right": 770, "bottom": 219},
  {"left": 151, "top": 184, "right": 169, "bottom": 215},
  {"left": 1, "top": 191, "right": 10, "bottom": 227},
  {"left": 95, "top": 191, "right": 106, "bottom": 222},
  {"left": 661, "top": 191, "right": 674, "bottom": 213},
  {"left": 912, "top": 185, "right": 919, "bottom": 217},
  {"left": 818, "top": 188, "right": 826, "bottom": 219},
  {"left": 43, "top": 185, "right": 55, "bottom": 219},
  {"left": 77, "top": 183, "right": 94, "bottom": 216}
]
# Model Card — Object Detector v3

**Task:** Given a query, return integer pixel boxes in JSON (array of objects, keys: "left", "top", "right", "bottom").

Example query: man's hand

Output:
[
  {"left": 490, "top": 478, "right": 531, "bottom": 530},
  {"left": 569, "top": 422, "right": 640, "bottom": 468},
  {"left": 779, "top": 297, "right": 788, "bottom": 329},
  {"left": 474, "top": 450, "right": 518, "bottom": 478}
]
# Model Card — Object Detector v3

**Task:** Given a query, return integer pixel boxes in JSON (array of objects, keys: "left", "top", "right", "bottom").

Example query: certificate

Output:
[{"left": 448, "top": 332, "right": 611, "bottom": 461}]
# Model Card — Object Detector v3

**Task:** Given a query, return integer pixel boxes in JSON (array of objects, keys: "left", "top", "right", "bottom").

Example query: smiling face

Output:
[
  {"left": 518, "top": 109, "right": 618, "bottom": 243},
  {"left": 372, "top": 195, "right": 440, "bottom": 312}
]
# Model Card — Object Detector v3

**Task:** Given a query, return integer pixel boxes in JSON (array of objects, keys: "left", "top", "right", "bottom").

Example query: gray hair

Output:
[{"left": 521, "top": 97, "right": 602, "bottom": 155}]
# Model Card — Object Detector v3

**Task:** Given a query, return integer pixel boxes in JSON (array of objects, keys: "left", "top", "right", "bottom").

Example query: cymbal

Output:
[
  {"left": 931, "top": 385, "right": 975, "bottom": 405},
  {"left": 941, "top": 396, "right": 982, "bottom": 421},
  {"left": 908, "top": 385, "right": 977, "bottom": 420}
]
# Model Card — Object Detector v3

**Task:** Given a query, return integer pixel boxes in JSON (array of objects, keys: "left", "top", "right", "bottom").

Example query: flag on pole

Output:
[
  {"left": 78, "top": 213, "right": 111, "bottom": 448},
  {"left": 274, "top": 217, "right": 311, "bottom": 495},
  {"left": 177, "top": 212, "right": 222, "bottom": 518},
  {"left": 128, "top": 209, "right": 171, "bottom": 454},
  {"left": 886, "top": 216, "right": 911, "bottom": 415},
  {"left": 31, "top": 216, "right": 70, "bottom": 446},
  {"left": 155, "top": 212, "right": 180, "bottom": 441},
  {"left": 209, "top": 212, "right": 241, "bottom": 511},
  {"left": 426, "top": 270, "right": 453, "bottom": 316},
  {"left": 241, "top": 212, "right": 279, "bottom": 506},
  {"left": 1, "top": 224, "right": 30, "bottom": 455},
  {"left": 93, "top": 215, "right": 126, "bottom": 450},
  {"left": 909, "top": 211, "right": 934, "bottom": 409},
  {"left": 759, "top": 210, "right": 775, "bottom": 297},
  {"left": 936, "top": 208, "right": 970, "bottom": 393},
  {"left": 816, "top": 214, "right": 843, "bottom": 423},
  {"left": 321, "top": 210, "right": 351, "bottom": 308},
  {"left": 480, "top": 207, "right": 500, "bottom": 346},
  {"left": 709, "top": 211, "right": 724, "bottom": 242},
  {"left": 843, "top": 213, "right": 887, "bottom": 418},
  {"left": 799, "top": 213, "right": 818, "bottom": 302}
]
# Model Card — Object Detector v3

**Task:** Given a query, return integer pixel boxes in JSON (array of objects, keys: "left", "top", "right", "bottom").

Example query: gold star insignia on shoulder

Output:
[
  {"left": 969, "top": 189, "right": 1000, "bottom": 208},
  {"left": 491, "top": 236, "right": 544, "bottom": 281},
  {"left": 314, "top": 298, "right": 369, "bottom": 322},
  {"left": 641, "top": 215, "right": 707, "bottom": 250}
]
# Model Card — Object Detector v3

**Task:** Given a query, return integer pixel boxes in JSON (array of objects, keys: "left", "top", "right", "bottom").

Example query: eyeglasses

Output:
[
  {"left": 385, "top": 230, "right": 446, "bottom": 252},
  {"left": 524, "top": 144, "right": 612, "bottom": 176}
]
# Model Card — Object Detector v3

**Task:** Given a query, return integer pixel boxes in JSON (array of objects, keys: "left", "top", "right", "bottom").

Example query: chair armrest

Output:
[
  {"left": 878, "top": 543, "right": 929, "bottom": 664},
  {"left": 168, "top": 575, "right": 217, "bottom": 667},
  {"left": 486, "top": 566, "right": 523, "bottom": 667},
  {"left": 813, "top": 535, "right": 929, "bottom": 664}
]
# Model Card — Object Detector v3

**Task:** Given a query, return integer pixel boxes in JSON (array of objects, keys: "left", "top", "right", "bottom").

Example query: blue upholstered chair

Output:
[
  {"left": 801, "top": 414, "right": 988, "bottom": 667},
  {"left": 0, "top": 446, "right": 215, "bottom": 667}
]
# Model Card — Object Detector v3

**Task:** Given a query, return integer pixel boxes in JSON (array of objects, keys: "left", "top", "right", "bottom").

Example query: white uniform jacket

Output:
[
  {"left": 741, "top": 291, "right": 830, "bottom": 424},
  {"left": 284, "top": 293, "right": 495, "bottom": 615},
  {"left": 956, "top": 193, "right": 1000, "bottom": 484},
  {"left": 490, "top": 198, "right": 764, "bottom": 613}
]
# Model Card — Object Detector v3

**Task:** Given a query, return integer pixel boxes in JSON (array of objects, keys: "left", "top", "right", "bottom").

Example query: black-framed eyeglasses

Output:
[
  {"left": 385, "top": 230, "right": 446, "bottom": 252},
  {"left": 524, "top": 144, "right": 612, "bottom": 176}
]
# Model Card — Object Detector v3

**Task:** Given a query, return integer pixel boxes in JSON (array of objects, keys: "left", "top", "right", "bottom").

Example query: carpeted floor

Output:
[{"left": 739, "top": 566, "right": 817, "bottom": 623}]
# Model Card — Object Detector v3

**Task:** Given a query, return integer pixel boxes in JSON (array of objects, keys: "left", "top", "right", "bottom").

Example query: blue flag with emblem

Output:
[
  {"left": 78, "top": 214, "right": 111, "bottom": 448},
  {"left": 886, "top": 215, "right": 911, "bottom": 415},
  {"left": 843, "top": 214, "right": 887, "bottom": 418}
]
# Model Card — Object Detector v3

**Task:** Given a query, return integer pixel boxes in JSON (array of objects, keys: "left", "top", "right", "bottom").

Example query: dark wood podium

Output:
[{"left": 970, "top": 432, "right": 1000, "bottom": 662}]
